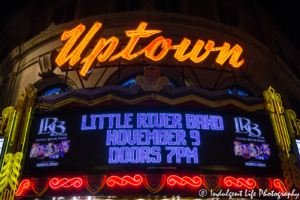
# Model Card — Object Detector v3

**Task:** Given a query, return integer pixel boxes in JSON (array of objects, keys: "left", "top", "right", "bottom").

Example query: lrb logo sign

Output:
[
  {"left": 38, "top": 118, "right": 67, "bottom": 136},
  {"left": 234, "top": 117, "right": 263, "bottom": 138}
]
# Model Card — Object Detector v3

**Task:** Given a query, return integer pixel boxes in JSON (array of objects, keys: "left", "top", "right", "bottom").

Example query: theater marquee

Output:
[
  {"left": 24, "top": 106, "right": 281, "bottom": 173},
  {"left": 55, "top": 22, "right": 245, "bottom": 79}
]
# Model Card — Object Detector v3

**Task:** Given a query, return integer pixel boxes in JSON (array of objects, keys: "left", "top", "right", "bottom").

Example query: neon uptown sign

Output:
[{"left": 55, "top": 21, "right": 244, "bottom": 79}]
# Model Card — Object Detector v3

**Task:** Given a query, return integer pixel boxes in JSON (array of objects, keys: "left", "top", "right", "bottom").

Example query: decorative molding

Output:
[
  {"left": 84, "top": 175, "right": 107, "bottom": 194},
  {"left": 223, "top": 177, "right": 256, "bottom": 189},
  {"left": 0, "top": 152, "right": 23, "bottom": 200},
  {"left": 30, "top": 178, "right": 51, "bottom": 196},
  {"left": 33, "top": 74, "right": 78, "bottom": 92},
  {"left": 263, "top": 86, "right": 290, "bottom": 156},
  {"left": 218, "top": 76, "right": 262, "bottom": 97},
  {"left": 0, "top": 85, "right": 36, "bottom": 200},
  {"left": 127, "top": 66, "right": 169, "bottom": 92},
  {"left": 49, "top": 177, "right": 84, "bottom": 189},
  {"left": 36, "top": 93, "right": 265, "bottom": 112},
  {"left": 279, "top": 153, "right": 300, "bottom": 190},
  {"left": 0, "top": 107, "right": 15, "bottom": 137},
  {"left": 15, "top": 175, "right": 287, "bottom": 197},
  {"left": 284, "top": 109, "right": 300, "bottom": 138},
  {"left": 38, "top": 51, "right": 58, "bottom": 77},
  {"left": 201, "top": 175, "right": 222, "bottom": 193},
  {"left": 135, "top": 76, "right": 169, "bottom": 92},
  {"left": 167, "top": 175, "right": 202, "bottom": 187},
  {"left": 16, "top": 84, "right": 37, "bottom": 116},
  {"left": 142, "top": 174, "right": 166, "bottom": 193},
  {"left": 16, "top": 179, "right": 30, "bottom": 196},
  {"left": 263, "top": 86, "right": 300, "bottom": 191},
  {"left": 106, "top": 175, "right": 143, "bottom": 187},
  {"left": 254, "top": 177, "right": 272, "bottom": 193},
  {"left": 104, "top": 65, "right": 182, "bottom": 87},
  {"left": 13, "top": 84, "right": 37, "bottom": 152}
]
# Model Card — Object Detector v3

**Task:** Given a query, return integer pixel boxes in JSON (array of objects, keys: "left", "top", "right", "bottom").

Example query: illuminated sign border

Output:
[{"left": 16, "top": 175, "right": 287, "bottom": 197}]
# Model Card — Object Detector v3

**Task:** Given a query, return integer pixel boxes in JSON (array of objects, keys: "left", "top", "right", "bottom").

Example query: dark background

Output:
[{"left": 1, "top": 0, "right": 299, "bottom": 50}]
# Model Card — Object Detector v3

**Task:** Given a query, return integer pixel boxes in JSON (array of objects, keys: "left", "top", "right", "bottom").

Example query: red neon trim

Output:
[
  {"left": 16, "top": 179, "right": 30, "bottom": 196},
  {"left": 106, "top": 175, "right": 143, "bottom": 187},
  {"left": 49, "top": 177, "right": 83, "bottom": 189},
  {"left": 273, "top": 179, "right": 288, "bottom": 193},
  {"left": 223, "top": 176, "right": 256, "bottom": 189},
  {"left": 167, "top": 175, "right": 202, "bottom": 187}
]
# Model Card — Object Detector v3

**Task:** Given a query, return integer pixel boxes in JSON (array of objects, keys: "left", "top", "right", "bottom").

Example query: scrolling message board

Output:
[{"left": 24, "top": 106, "right": 281, "bottom": 172}]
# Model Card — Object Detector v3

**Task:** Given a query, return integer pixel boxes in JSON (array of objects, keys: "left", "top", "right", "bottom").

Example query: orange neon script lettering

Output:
[
  {"left": 55, "top": 22, "right": 102, "bottom": 67},
  {"left": 55, "top": 24, "right": 85, "bottom": 66},
  {"left": 212, "top": 42, "right": 244, "bottom": 67},
  {"left": 142, "top": 36, "right": 172, "bottom": 61},
  {"left": 80, "top": 37, "right": 119, "bottom": 76},
  {"left": 109, "top": 22, "right": 161, "bottom": 61},
  {"left": 56, "top": 22, "right": 245, "bottom": 78},
  {"left": 172, "top": 38, "right": 193, "bottom": 62},
  {"left": 190, "top": 40, "right": 214, "bottom": 63},
  {"left": 172, "top": 38, "right": 208, "bottom": 62}
]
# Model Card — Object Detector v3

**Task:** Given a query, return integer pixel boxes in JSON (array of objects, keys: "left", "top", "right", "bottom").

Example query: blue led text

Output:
[
  {"left": 186, "top": 114, "right": 224, "bottom": 130},
  {"left": 106, "top": 129, "right": 186, "bottom": 146}
]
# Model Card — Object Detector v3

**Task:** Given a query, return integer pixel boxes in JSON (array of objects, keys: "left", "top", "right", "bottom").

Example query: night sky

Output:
[
  {"left": 0, "top": 1, "right": 300, "bottom": 51},
  {"left": 258, "top": 1, "right": 300, "bottom": 51}
]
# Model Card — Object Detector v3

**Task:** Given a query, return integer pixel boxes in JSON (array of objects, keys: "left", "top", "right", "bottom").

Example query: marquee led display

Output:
[
  {"left": 55, "top": 22, "right": 244, "bottom": 79},
  {"left": 24, "top": 106, "right": 281, "bottom": 173}
]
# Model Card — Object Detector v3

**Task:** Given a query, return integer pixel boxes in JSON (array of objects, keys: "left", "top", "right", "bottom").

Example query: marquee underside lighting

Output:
[
  {"left": 167, "top": 175, "right": 202, "bottom": 187},
  {"left": 15, "top": 179, "right": 30, "bottom": 196},
  {"left": 223, "top": 176, "right": 256, "bottom": 189},
  {"left": 273, "top": 179, "right": 288, "bottom": 193},
  {"left": 106, "top": 175, "right": 143, "bottom": 187},
  {"left": 16, "top": 175, "right": 288, "bottom": 197},
  {"left": 49, "top": 177, "right": 83, "bottom": 189},
  {"left": 55, "top": 21, "right": 245, "bottom": 79}
]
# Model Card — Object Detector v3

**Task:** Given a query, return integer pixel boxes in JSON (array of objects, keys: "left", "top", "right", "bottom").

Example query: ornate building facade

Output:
[{"left": 0, "top": 0, "right": 299, "bottom": 199}]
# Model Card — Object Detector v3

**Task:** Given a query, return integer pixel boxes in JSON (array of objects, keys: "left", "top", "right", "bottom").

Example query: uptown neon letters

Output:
[{"left": 55, "top": 22, "right": 244, "bottom": 78}]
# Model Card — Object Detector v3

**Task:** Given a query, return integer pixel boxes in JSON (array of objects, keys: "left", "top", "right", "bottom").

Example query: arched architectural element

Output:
[
  {"left": 218, "top": 76, "right": 262, "bottom": 97},
  {"left": 33, "top": 74, "right": 78, "bottom": 95}
]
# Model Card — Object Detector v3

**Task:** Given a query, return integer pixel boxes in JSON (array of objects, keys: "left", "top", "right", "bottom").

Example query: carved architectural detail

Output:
[
  {"left": 279, "top": 153, "right": 300, "bottom": 190},
  {"left": 284, "top": 109, "right": 300, "bottom": 138},
  {"left": 33, "top": 74, "right": 78, "bottom": 92},
  {"left": 0, "top": 107, "right": 15, "bottom": 137},
  {"left": 135, "top": 66, "right": 169, "bottom": 92},
  {"left": 104, "top": 65, "right": 144, "bottom": 86},
  {"left": 263, "top": 86, "right": 300, "bottom": 191},
  {"left": 218, "top": 77, "right": 262, "bottom": 97},
  {"left": 263, "top": 86, "right": 290, "bottom": 156},
  {"left": 38, "top": 51, "right": 58, "bottom": 77},
  {"left": 104, "top": 65, "right": 181, "bottom": 86},
  {"left": 45, "top": 22, "right": 57, "bottom": 31},
  {"left": 16, "top": 84, "right": 37, "bottom": 116},
  {"left": 13, "top": 84, "right": 37, "bottom": 152},
  {"left": 0, "top": 85, "right": 37, "bottom": 200}
]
